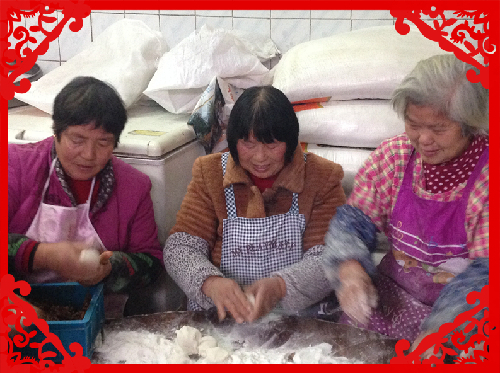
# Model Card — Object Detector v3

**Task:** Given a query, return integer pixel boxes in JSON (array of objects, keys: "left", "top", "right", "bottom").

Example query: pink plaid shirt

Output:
[{"left": 348, "top": 134, "right": 489, "bottom": 259}]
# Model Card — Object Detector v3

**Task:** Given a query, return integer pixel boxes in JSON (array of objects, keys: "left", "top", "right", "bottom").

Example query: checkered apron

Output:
[{"left": 219, "top": 152, "right": 306, "bottom": 286}]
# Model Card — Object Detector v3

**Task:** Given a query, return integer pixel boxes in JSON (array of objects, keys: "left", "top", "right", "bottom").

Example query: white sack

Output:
[
  {"left": 144, "top": 25, "right": 274, "bottom": 114},
  {"left": 306, "top": 145, "right": 373, "bottom": 197},
  {"left": 297, "top": 100, "right": 404, "bottom": 148},
  {"left": 15, "top": 19, "right": 167, "bottom": 114},
  {"left": 273, "top": 25, "right": 448, "bottom": 102}
]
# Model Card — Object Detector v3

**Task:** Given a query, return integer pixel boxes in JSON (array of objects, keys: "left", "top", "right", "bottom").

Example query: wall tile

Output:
[
  {"left": 352, "top": 10, "right": 393, "bottom": 19},
  {"left": 91, "top": 12, "right": 124, "bottom": 40},
  {"left": 232, "top": 18, "right": 270, "bottom": 38},
  {"left": 195, "top": 16, "right": 233, "bottom": 30},
  {"left": 160, "top": 15, "right": 195, "bottom": 48},
  {"left": 160, "top": 10, "right": 195, "bottom": 15},
  {"left": 36, "top": 60, "right": 61, "bottom": 74},
  {"left": 351, "top": 19, "right": 394, "bottom": 31},
  {"left": 93, "top": 10, "right": 125, "bottom": 14},
  {"left": 196, "top": 10, "right": 232, "bottom": 17},
  {"left": 34, "top": 7, "right": 434, "bottom": 67},
  {"left": 124, "top": 13, "right": 160, "bottom": 31},
  {"left": 311, "top": 19, "right": 351, "bottom": 40},
  {"left": 233, "top": 10, "right": 270, "bottom": 18},
  {"left": 311, "top": 10, "right": 351, "bottom": 19},
  {"left": 271, "top": 10, "right": 311, "bottom": 19},
  {"left": 125, "top": 10, "right": 160, "bottom": 15},
  {"left": 58, "top": 11, "right": 92, "bottom": 61},
  {"left": 271, "top": 18, "right": 310, "bottom": 53}
]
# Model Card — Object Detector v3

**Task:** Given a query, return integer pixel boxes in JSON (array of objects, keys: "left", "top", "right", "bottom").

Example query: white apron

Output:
[
  {"left": 188, "top": 152, "right": 306, "bottom": 310},
  {"left": 25, "top": 158, "right": 105, "bottom": 283},
  {"left": 25, "top": 158, "right": 129, "bottom": 318}
]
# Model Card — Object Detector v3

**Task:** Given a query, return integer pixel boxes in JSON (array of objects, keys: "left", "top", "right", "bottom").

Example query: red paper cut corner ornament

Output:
[
  {"left": 390, "top": 284, "right": 494, "bottom": 364},
  {"left": 0, "top": 274, "right": 92, "bottom": 373},
  {"left": 390, "top": 8, "right": 494, "bottom": 90},
  {"left": 0, "top": 0, "right": 91, "bottom": 101}
]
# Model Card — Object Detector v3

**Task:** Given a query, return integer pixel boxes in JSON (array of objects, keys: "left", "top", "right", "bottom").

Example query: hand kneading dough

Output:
[
  {"left": 175, "top": 325, "right": 202, "bottom": 355},
  {"left": 198, "top": 335, "right": 218, "bottom": 357},
  {"left": 245, "top": 293, "right": 256, "bottom": 306},
  {"left": 205, "top": 346, "right": 230, "bottom": 363}
]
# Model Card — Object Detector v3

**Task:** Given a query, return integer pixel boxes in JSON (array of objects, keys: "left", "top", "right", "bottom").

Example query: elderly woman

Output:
[
  {"left": 8, "top": 77, "right": 164, "bottom": 316},
  {"left": 322, "top": 54, "right": 489, "bottom": 355},
  {"left": 164, "top": 86, "right": 346, "bottom": 323}
]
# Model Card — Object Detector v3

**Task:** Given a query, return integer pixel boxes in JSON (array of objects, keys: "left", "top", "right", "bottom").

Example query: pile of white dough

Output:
[{"left": 95, "top": 325, "right": 363, "bottom": 364}]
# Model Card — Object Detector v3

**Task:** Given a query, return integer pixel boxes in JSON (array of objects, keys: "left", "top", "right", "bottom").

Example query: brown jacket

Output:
[{"left": 170, "top": 146, "right": 346, "bottom": 267}]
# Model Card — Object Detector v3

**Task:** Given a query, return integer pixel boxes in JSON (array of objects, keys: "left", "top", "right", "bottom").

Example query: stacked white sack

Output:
[
  {"left": 272, "top": 25, "right": 449, "bottom": 196},
  {"left": 296, "top": 100, "right": 403, "bottom": 149},
  {"left": 305, "top": 145, "right": 372, "bottom": 197},
  {"left": 273, "top": 25, "right": 449, "bottom": 148}
]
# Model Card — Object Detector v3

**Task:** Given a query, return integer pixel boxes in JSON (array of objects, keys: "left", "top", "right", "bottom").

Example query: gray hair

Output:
[{"left": 392, "top": 54, "right": 488, "bottom": 135}]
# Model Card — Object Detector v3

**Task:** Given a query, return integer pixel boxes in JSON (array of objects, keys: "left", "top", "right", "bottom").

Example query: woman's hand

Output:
[
  {"left": 201, "top": 276, "right": 253, "bottom": 323},
  {"left": 336, "top": 260, "right": 378, "bottom": 325},
  {"left": 33, "top": 242, "right": 112, "bottom": 285},
  {"left": 244, "top": 276, "right": 286, "bottom": 322},
  {"left": 78, "top": 251, "right": 113, "bottom": 286}
]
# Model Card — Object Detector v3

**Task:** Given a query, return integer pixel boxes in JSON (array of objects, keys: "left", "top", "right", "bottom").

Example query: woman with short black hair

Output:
[{"left": 164, "top": 86, "right": 346, "bottom": 323}]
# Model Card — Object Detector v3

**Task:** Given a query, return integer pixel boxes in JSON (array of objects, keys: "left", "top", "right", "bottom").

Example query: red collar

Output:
[{"left": 249, "top": 173, "right": 278, "bottom": 193}]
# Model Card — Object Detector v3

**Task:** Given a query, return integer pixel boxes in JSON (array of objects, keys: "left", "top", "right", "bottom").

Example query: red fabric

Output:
[
  {"left": 250, "top": 173, "right": 277, "bottom": 193},
  {"left": 66, "top": 177, "right": 100, "bottom": 206},
  {"left": 21, "top": 240, "right": 38, "bottom": 273}
]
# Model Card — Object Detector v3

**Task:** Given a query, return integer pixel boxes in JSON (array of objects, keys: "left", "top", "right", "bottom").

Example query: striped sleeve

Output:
[
  {"left": 8, "top": 233, "right": 38, "bottom": 278},
  {"left": 105, "top": 252, "right": 164, "bottom": 293}
]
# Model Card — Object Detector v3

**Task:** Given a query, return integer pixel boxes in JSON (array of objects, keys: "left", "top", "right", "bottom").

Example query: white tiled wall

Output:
[{"left": 13, "top": 9, "right": 480, "bottom": 76}]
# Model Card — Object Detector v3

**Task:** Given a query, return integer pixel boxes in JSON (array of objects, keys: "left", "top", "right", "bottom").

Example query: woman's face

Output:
[
  {"left": 54, "top": 122, "right": 115, "bottom": 180},
  {"left": 404, "top": 104, "right": 470, "bottom": 165},
  {"left": 236, "top": 133, "right": 287, "bottom": 179}
]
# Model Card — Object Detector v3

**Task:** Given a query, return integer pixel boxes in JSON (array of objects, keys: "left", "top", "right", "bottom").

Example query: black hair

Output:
[
  {"left": 227, "top": 86, "right": 299, "bottom": 165},
  {"left": 52, "top": 76, "right": 127, "bottom": 146}
]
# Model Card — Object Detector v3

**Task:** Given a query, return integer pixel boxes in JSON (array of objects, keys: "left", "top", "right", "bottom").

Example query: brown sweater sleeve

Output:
[
  {"left": 301, "top": 154, "right": 346, "bottom": 251},
  {"left": 169, "top": 154, "right": 222, "bottom": 249}
]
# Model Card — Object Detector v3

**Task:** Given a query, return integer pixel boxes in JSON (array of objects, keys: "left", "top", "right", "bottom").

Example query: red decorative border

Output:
[
  {"left": 391, "top": 285, "right": 494, "bottom": 364},
  {"left": 0, "top": 0, "right": 91, "bottom": 101},
  {"left": 0, "top": 2, "right": 498, "bottom": 372},
  {"left": 391, "top": 9, "right": 494, "bottom": 89},
  {"left": 0, "top": 274, "right": 91, "bottom": 372}
]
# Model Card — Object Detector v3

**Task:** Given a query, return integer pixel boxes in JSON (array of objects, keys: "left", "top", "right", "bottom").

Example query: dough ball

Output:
[
  {"left": 175, "top": 325, "right": 202, "bottom": 355},
  {"left": 204, "top": 346, "right": 230, "bottom": 363},
  {"left": 79, "top": 249, "right": 101, "bottom": 271},
  {"left": 246, "top": 293, "right": 256, "bottom": 306},
  {"left": 198, "top": 335, "right": 218, "bottom": 357}
]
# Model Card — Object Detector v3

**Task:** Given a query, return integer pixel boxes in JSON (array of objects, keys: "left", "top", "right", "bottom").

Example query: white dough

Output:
[
  {"left": 204, "top": 346, "right": 230, "bottom": 363},
  {"left": 169, "top": 344, "right": 190, "bottom": 364},
  {"left": 198, "top": 336, "right": 218, "bottom": 357},
  {"left": 246, "top": 293, "right": 256, "bottom": 306},
  {"left": 78, "top": 249, "right": 101, "bottom": 271},
  {"left": 175, "top": 325, "right": 202, "bottom": 355}
]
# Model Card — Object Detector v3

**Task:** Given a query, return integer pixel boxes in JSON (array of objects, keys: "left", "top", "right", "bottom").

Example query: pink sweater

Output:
[{"left": 8, "top": 137, "right": 162, "bottom": 275}]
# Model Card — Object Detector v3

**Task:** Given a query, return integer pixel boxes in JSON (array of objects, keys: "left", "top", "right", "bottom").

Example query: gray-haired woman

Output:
[{"left": 322, "top": 54, "right": 489, "bottom": 358}]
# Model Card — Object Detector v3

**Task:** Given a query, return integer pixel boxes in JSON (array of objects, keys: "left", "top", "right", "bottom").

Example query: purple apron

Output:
[{"left": 341, "top": 147, "right": 488, "bottom": 341}]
